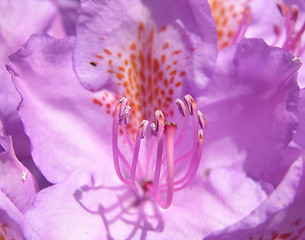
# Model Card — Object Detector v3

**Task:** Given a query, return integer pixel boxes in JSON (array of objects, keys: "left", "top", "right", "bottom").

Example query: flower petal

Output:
[
  {"left": 198, "top": 38, "right": 301, "bottom": 179},
  {"left": 203, "top": 156, "right": 305, "bottom": 240},
  {"left": 74, "top": 0, "right": 217, "bottom": 92},
  {"left": 8, "top": 34, "right": 115, "bottom": 183},
  {"left": 155, "top": 167, "right": 267, "bottom": 239},
  {"left": 0, "top": 0, "right": 56, "bottom": 158},
  {"left": 25, "top": 171, "right": 125, "bottom": 240},
  {"left": 0, "top": 190, "right": 41, "bottom": 240},
  {"left": 294, "top": 88, "right": 305, "bottom": 148},
  {"left": 0, "top": 136, "right": 37, "bottom": 213}
]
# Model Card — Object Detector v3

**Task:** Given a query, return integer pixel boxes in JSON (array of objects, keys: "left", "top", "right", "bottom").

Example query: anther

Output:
[
  {"left": 198, "top": 111, "right": 207, "bottom": 129},
  {"left": 119, "top": 97, "right": 128, "bottom": 118},
  {"left": 153, "top": 110, "right": 165, "bottom": 139},
  {"left": 184, "top": 94, "right": 195, "bottom": 115},
  {"left": 291, "top": 5, "right": 299, "bottom": 22},
  {"left": 175, "top": 99, "right": 187, "bottom": 117},
  {"left": 123, "top": 105, "right": 131, "bottom": 124},
  {"left": 139, "top": 120, "right": 149, "bottom": 139},
  {"left": 277, "top": 2, "right": 288, "bottom": 17}
]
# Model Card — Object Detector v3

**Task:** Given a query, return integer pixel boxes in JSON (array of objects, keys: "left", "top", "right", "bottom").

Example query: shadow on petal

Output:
[{"left": 73, "top": 175, "right": 164, "bottom": 240}]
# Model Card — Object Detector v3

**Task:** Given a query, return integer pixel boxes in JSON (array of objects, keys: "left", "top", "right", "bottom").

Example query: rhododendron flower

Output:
[{"left": 6, "top": 0, "right": 304, "bottom": 239}]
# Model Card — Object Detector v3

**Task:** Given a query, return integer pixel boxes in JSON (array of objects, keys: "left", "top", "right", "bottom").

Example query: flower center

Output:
[
  {"left": 112, "top": 94, "right": 206, "bottom": 209},
  {"left": 90, "top": 21, "right": 192, "bottom": 137}
]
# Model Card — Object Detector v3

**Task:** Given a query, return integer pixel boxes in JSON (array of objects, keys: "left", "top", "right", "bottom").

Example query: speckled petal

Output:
[{"left": 8, "top": 34, "right": 115, "bottom": 184}]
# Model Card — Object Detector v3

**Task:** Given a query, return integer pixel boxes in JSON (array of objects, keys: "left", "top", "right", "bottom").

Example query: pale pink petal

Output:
[{"left": 8, "top": 34, "right": 115, "bottom": 183}]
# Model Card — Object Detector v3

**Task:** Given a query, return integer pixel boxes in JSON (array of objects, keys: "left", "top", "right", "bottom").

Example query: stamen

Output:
[
  {"left": 152, "top": 111, "right": 165, "bottom": 198},
  {"left": 276, "top": 2, "right": 305, "bottom": 56},
  {"left": 111, "top": 94, "right": 206, "bottom": 209},
  {"left": 156, "top": 122, "right": 176, "bottom": 209},
  {"left": 173, "top": 130, "right": 204, "bottom": 191},
  {"left": 112, "top": 98, "right": 130, "bottom": 184},
  {"left": 154, "top": 110, "right": 165, "bottom": 140},
  {"left": 232, "top": 6, "right": 252, "bottom": 44},
  {"left": 130, "top": 120, "right": 149, "bottom": 185},
  {"left": 198, "top": 110, "right": 208, "bottom": 129},
  {"left": 175, "top": 99, "right": 187, "bottom": 117},
  {"left": 121, "top": 122, "right": 134, "bottom": 152},
  {"left": 166, "top": 95, "right": 199, "bottom": 188},
  {"left": 184, "top": 94, "right": 195, "bottom": 115}
]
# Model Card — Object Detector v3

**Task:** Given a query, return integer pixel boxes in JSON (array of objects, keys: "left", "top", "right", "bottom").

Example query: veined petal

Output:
[
  {"left": 203, "top": 156, "right": 305, "bottom": 240},
  {"left": 157, "top": 167, "right": 267, "bottom": 239},
  {"left": 0, "top": 136, "right": 37, "bottom": 213},
  {"left": 294, "top": 88, "right": 305, "bottom": 148},
  {"left": 198, "top": 38, "right": 301, "bottom": 179},
  {"left": 208, "top": 0, "right": 252, "bottom": 49},
  {"left": 8, "top": 34, "right": 115, "bottom": 183},
  {"left": 25, "top": 172, "right": 109, "bottom": 240},
  {"left": 24, "top": 166, "right": 267, "bottom": 239},
  {"left": 74, "top": 0, "right": 217, "bottom": 96},
  {"left": 0, "top": 0, "right": 56, "bottom": 158},
  {"left": 0, "top": 190, "right": 41, "bottom": 240}
]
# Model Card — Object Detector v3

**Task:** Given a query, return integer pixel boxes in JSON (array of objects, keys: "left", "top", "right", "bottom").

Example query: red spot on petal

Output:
[
  {"left": 153, "top": 58, "right": 160, "bottom": 73},
  {"left": 170, "top": 70, "right": 177, "bottom": 76},
  {"left": 175, "top": 81, "right": 182, "bottom": 87},
  {"left": 108, "top": 60, "right": 113, "bottom": 67},
  {"left": 160, "top": 25, "right": 167, "bottom": 32},
  {"left": 130, "top": 42, "right": 137, "bottom": 51},
  {"left": 104, "top": 48, "right": 112, "bottom": 55},
  {"left": 95, "top": 54, "right": 104, "bottom": 59},
  {"left": 161, "top": 54, "right": 166, "bottom": 64},
  {"left": 163, "top": 42, "right": 169, "bottom": 50},
  {"left": 93, "top": 98, "right": 103, "bottom": 106},
  {"left": 172, "top": 50, "right": 181, "bottom": 56},
  {"left": 117, "top": 73, "right": 125, "bottom": 80},
  {"left": 118, "top": 66, "right": 125, "bottom": 72},
  {"left": 180, "top": 71, "right": 186, "bottom": 77}
]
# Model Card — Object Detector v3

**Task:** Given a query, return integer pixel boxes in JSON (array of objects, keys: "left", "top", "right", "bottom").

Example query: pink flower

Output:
[{"left": 5, "top": 0, "right": 304, "bottom": 239}]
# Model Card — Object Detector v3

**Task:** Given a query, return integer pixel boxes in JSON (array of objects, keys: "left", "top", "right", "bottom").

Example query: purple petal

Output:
[
  {"left": 8, "top": 34, "right": 115, "bottom": 183},
  {"left": 57, "top": 0, "right": 80, "bottom": 36},
  {"left": 294, "top": 88, "right": 305, "bottom": 148},
  {"left": 198, "top": 38, "right": 301, "bottom": 179},
  {"left": 25, "top": 172, "right": 125, "bottom": 240},
  {"left": 203, "top": 156, "right": 305, "bottom": 240},
  {"left": 0, "top": 136, "right": 37, "bottom": 213},
  {"left": 0, "top": 190, "right": 41, "bottom": 240},
  {"left": 0, "top": 0, "right": 56, "bottom": 157},
  {"left": 74, "top": 0, "right": 217, "bottom": 92},
  {"left": 159, "top": 167, "right": 267, "bottom": 238},
  {"left": 25, "top": 165, "right": 268, "bottom": 239}
]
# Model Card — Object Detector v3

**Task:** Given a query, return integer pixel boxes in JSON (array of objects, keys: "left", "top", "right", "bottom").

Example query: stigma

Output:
[{"left": 112, "top": 94, "right": 206, "bottom": 209}]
